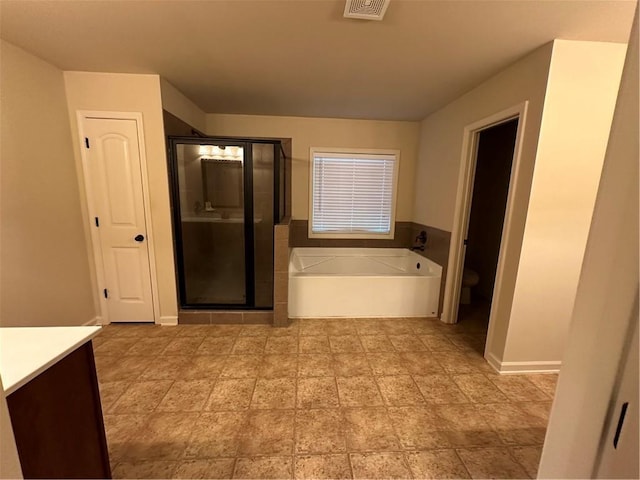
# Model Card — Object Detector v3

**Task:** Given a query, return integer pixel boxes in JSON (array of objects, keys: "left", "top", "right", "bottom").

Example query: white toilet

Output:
[{"left": 460, "top": 268, "right": 479, "bottom": 305}]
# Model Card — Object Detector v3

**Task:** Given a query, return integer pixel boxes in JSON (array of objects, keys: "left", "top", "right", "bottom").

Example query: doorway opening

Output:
[
  {"left": 458, "top": 119, "right": 519, "bottom": 341},
  {"left": 442, "top": 102, "right": 528, "bottom": 366}
]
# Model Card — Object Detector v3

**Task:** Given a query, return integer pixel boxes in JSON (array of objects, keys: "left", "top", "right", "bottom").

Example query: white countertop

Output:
[{"left": 0, "top": 326, "right": 101, "bottom": 395}]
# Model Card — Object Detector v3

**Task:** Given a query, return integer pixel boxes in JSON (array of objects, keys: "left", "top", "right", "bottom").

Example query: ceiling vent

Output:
[{"left": 344, "top": 0, "right": 390, "bottom": 21}]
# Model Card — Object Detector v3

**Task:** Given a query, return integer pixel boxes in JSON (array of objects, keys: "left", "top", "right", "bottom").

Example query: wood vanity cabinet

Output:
[{"left": 4, "top": 337, "right": 111, "bottom": 479}]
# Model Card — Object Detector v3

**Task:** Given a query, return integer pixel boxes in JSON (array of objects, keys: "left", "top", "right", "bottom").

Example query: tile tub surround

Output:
[
  {"left": 94, "top": 318, "right": 556, "bottom": 479},
  {"left": 274, "top": 219, "right": 291, "bottom": 327},
  {"left": 411, "top": 223, "right": 452, "bottom": 317},
  {"left": 289, "top": 220, "right": 413, "bottom": 249}
]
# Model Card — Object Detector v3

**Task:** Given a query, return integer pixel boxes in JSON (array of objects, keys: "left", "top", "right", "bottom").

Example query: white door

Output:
[
  {"left": 595, "top": 312, "right": 639, "bottom": 479},
  {"left": 83, "top": 117, "right": 155, "bottom": 323}
]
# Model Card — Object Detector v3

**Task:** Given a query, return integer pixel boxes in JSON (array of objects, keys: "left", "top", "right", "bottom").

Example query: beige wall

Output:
[
  {"left": 413, "top": 39, "right": 625, "bottom": 368},
  {"left": 160, "top": 78, "right": 207, "bottom": 133},
  {"left": 539, "top": 11, "right": 638, "bottom": 477},
  {"left": 412, "top": 44, "right": 553, "bottom": 232},
  {"left": 63, "top": 72, "right": 178, "bottom": 323},
  {"left": 206, "top": 114, "right": 420, "bottom": 221},
  {"left": 0, "top": 40, "right": 95, "bottom": 326},
  {"left": 414, "top": 43, "right": 554, "bottom": 359},
  {"left": 504, "top": 40, "right": 627, "bottom": 364}
]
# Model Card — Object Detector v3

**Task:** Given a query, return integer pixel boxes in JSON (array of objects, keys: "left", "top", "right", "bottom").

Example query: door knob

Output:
[{"left": 134, "top": 234, "right": 145, "bottom": 242}]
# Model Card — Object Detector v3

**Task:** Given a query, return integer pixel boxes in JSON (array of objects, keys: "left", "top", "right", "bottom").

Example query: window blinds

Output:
[{"left": 311, "top": 152, "right": 396, "bottom": 235}]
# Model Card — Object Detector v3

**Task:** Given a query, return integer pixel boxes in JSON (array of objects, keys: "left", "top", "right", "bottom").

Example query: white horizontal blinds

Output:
[{"left": 312, "top": 152, "right": 396, "bottom": 234}]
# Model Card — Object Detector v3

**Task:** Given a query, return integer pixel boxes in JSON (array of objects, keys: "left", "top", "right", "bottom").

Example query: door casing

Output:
[
  {"left": 442, "top": 102, "right": 528, "bottom": 366},
  {"left": 77, "top": 111, "right": 160, "bottom": 324}
]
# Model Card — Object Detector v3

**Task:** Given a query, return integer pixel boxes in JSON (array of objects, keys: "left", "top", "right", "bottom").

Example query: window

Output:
[{"left": 309, "top": 148, "right": 399, "bottom": 239}]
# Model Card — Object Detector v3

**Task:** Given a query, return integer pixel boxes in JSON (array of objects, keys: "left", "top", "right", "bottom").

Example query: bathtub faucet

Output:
[{"left": 411, "top": 230, "right": 427, "bottom": 251}]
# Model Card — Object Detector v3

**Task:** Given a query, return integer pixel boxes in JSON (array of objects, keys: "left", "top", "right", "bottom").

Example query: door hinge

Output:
[
  {"left": 103, "top": 288, "right": 108, "bottom": 299},
  {"left": 464, "top": 239, "right": 468, "bottom": 245},
  {"left": 94, "top": 217, "right": 99, "bottom": 227},
  {"left": 85, "top": 137, "right": 90, "bottom": 149}
]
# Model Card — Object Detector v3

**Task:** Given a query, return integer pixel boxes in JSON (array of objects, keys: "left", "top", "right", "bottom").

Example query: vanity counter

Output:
[
  {"left": 1, "top": 326, "right": 110, "bottom": 478},
  {"left": 0, "top": 326, "right": 101, "bottom": 394}
]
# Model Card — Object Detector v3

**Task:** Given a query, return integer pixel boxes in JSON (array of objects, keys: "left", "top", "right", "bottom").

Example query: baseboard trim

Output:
[
  {"left": 486, "top": 352, "right": 503, "bottom": 373},
  {"left": 487, "top": 352, "right": 561, "bottom": 374},
  {"left": 159, "top": 315, "right": 178, "bottom": 326}
]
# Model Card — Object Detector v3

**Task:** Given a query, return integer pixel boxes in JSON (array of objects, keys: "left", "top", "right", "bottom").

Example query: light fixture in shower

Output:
[{"left": 199, "top": 145, "right": 243, "bottom": 162}]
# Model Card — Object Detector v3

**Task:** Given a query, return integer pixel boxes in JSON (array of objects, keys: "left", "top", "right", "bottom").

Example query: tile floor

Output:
[{"left": 93, "top": 316, "right": 557, "bottom": 479}]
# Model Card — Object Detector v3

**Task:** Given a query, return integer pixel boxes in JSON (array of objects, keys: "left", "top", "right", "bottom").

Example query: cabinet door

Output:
[{"left": 7, "top": 342, "right": 111, "bottom": 479}]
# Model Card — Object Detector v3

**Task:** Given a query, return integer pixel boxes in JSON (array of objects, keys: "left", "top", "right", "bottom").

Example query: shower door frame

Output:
[{"left": 168, "top": 136, "right": 281, "bottom": 310}]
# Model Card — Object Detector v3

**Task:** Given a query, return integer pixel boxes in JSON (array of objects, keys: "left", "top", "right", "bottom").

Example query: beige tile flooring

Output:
[{"left": 94, "top": 317, "right": 557, "bottom": 479}]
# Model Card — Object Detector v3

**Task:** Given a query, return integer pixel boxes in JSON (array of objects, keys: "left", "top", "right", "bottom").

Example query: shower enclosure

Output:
[{"left": 168, "top": 137, "right": 284, "bottom": 309}]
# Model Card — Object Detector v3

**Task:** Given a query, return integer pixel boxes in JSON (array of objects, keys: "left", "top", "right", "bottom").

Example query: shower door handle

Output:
[{"left": 134, "top": 234, "right": 145, "bottom": 242}]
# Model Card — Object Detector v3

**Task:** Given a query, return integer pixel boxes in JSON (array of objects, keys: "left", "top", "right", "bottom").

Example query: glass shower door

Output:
[{"left": 173, "top": 141, "right": 247, "bottom": 305}]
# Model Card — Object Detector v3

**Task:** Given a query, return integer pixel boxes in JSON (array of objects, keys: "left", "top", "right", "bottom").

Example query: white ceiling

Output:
[{"left": 0, "top": 0, "right": 636, "bottom": 121}]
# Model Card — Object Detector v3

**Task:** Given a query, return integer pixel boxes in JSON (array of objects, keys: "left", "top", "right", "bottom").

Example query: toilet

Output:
[{"left": 460, "top": 268, "right": 479, "bottom": 305}]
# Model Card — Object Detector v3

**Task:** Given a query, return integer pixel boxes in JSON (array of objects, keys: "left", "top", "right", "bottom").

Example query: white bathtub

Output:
[{"left": 288, "top": 248, "right": 442, "bottom": 318}]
